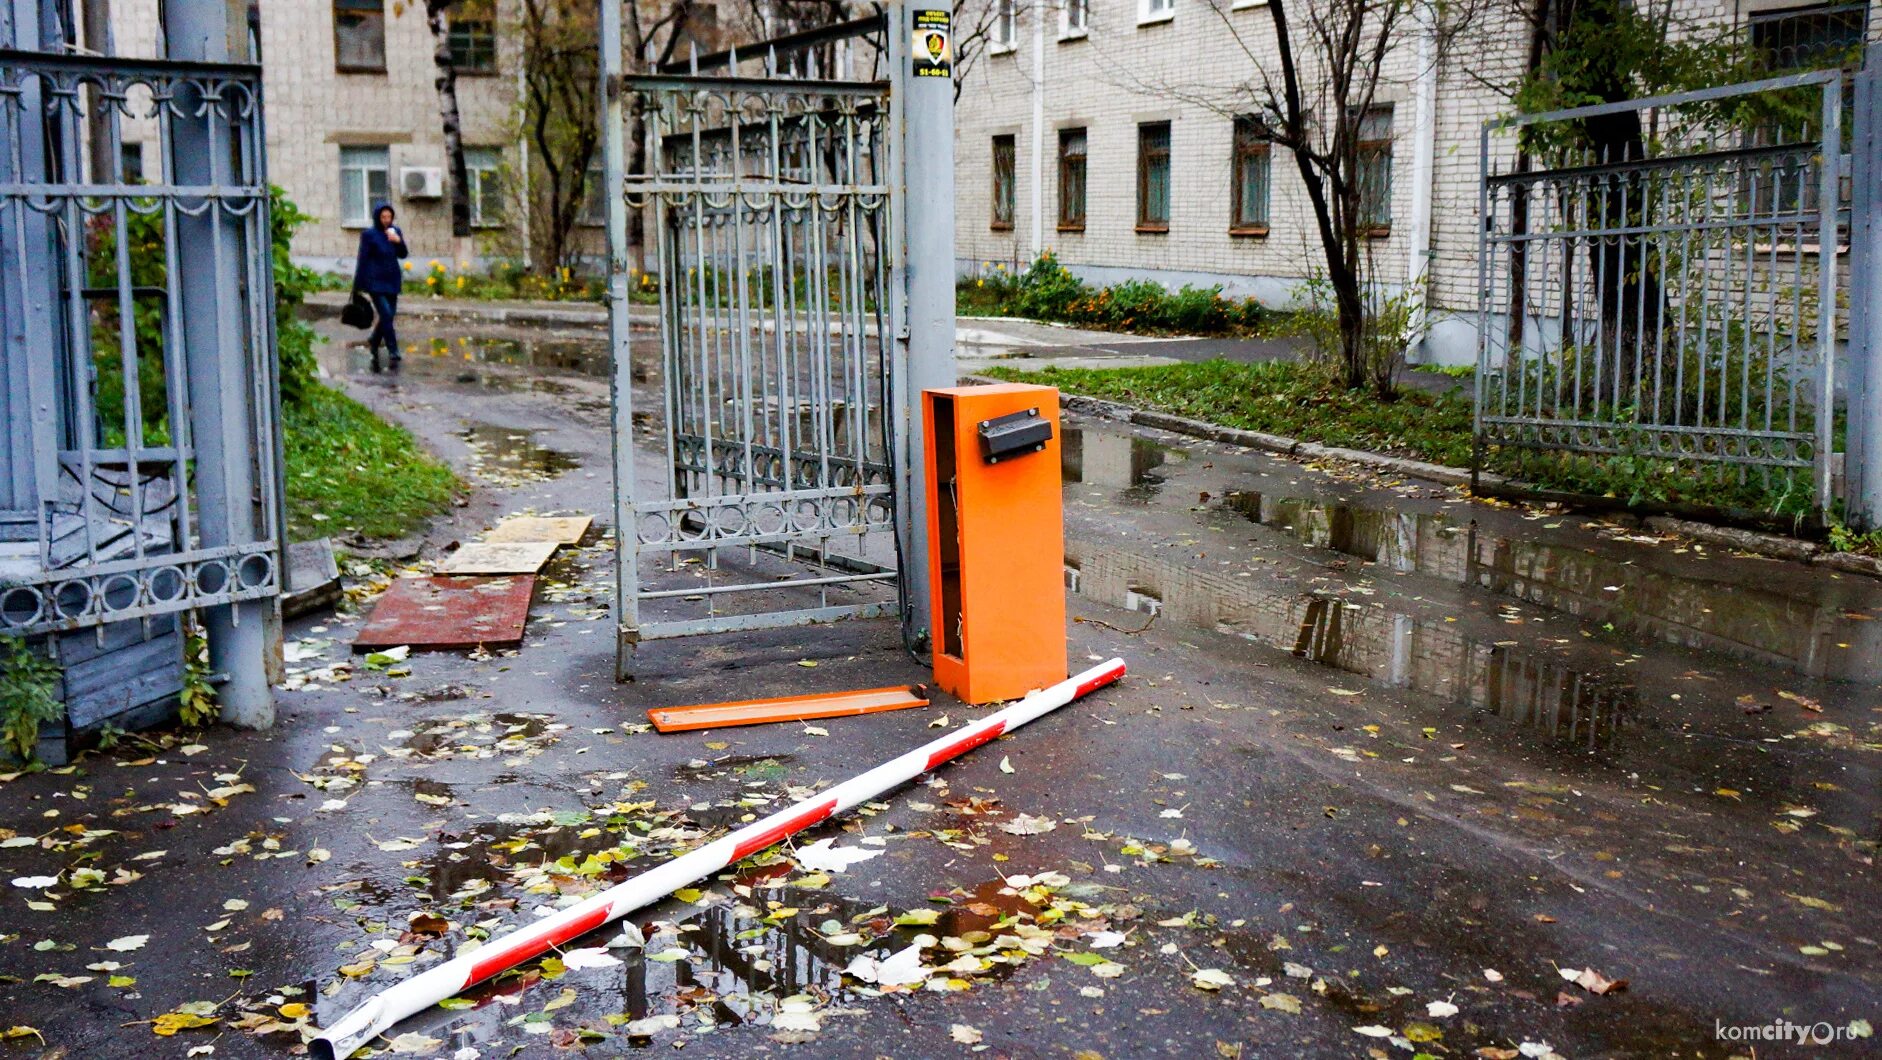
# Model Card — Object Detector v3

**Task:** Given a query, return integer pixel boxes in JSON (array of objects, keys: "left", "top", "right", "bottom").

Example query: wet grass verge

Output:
[
  {"left": 986, "top": 359, "right": 1475, "bottom": 465},
  {"left": 987, "top": 359, "right": 1827, "bottom": 527},
  {"left": 284, "top": 383, "right": 460, "bottom": 541}
]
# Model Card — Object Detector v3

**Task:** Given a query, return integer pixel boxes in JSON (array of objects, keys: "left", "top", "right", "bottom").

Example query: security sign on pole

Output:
[{"left": 912, "top": 10, "right": 951, "bottom": 78}]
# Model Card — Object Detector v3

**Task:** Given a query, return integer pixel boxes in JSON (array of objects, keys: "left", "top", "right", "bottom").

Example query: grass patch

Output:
[
  {"left": 991, "top": 359, "right": 1827, "bottom": 521},
  {"left": 284, "top": 383, "right": 460, "bottom": 541},
  {"left": 986, "top": 360, "right": 1476, "bottom": 466}
]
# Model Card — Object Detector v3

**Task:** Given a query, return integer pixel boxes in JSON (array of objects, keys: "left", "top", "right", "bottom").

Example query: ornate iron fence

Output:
[{"left": 0, "top": 51, "right": 283, "bottom": 637}]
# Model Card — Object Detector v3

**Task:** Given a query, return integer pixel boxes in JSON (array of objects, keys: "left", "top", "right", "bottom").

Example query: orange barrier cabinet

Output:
[{"left": 923, "top": 383, "right": 1068, "bottom": 704}]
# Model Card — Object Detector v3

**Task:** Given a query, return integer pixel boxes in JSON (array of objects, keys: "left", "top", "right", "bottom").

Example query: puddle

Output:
[
  {"left": 414, "top": 334, "right": 614, "bottom": 379},
  {"left": 461, "top": 423, "right": 581, "bottom": 483},
  {"left": 1070, "top": 546, "right": 1640, "bottom": 753},
  {"left": 1061, "top": 426, "right": 1184, "bottom": 493},
  {"left": 1218, "top": 490, "right": 1882, "bottom": 683},
  {"left": 399, "top": 711, "right": 558, "bottom": 759},
  {"left": 365, "top": 875, "right": 1035, "bottom": 1051}
]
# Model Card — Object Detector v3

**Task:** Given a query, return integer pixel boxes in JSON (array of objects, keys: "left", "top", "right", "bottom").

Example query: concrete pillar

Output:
[
  {"left": 1848, "top": 45, "right": 1882, "bottom": 530},
  {"left": 164, "top": 0, "right": 275, "bottom": 727}
]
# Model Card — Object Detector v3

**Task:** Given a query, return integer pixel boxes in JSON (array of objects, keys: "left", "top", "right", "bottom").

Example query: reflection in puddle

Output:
[
  {"left": 1220, "top": 491, "right": 1882, "bottom": 682},
  {"left": 461, "top": 423, "right": 580, "bottom": 482},
  {"left": 385, "top": 873, "right": 1035, "bottom": 1052},
  {"left": 1073, "top": 552, "right": 1635, "bottom": 751},
  {"left": 1061, "top": 426, "right": 1183, "bottom": 492},
  {"left": 415, "top": 335, "right": 611, "bottom": 378}
]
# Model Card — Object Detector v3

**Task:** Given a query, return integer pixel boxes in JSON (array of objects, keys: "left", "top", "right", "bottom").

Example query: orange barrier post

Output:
[{"left": 923, "top": 383, "right": 1068, "bottom": 704}]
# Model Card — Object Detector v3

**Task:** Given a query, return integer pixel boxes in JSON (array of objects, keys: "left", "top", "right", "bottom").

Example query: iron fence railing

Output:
[
  {"left": 1475, "top": 71, "right": 1849, "bottom": 514},
  {"left": 0, "top": 51, "right": 282, "bottom": 636}
]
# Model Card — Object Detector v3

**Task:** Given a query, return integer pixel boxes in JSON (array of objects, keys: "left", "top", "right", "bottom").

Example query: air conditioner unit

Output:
[{"left": 400, "top": 166, "right": 444, "bottom": 199}]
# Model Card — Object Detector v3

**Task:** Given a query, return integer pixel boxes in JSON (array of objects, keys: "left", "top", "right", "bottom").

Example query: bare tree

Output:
[
  {"left": 1225, "top": 0, "right": 1455, "bottom": 394},
  {"left": 396, "top": 0, "right": 475, "bottom": 241}
]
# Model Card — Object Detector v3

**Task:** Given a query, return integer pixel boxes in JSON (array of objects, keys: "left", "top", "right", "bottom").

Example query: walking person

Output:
[{"left": 353, "top": 201, "right": 408, "bottom": 372}]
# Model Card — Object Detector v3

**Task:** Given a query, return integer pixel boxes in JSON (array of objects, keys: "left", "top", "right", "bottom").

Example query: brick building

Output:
[
  {"left": 951, "top": 0, "right": 1875, "bottom": 364},
  {"left": 103, "top": 0, "right": 519, "bottom": 272}
]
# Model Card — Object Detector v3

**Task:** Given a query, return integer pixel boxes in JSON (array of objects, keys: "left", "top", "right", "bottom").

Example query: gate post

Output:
[
  {"left": 164, "top": 0, "right": 276, "bottom": 727},
  {"left": 889, "top": 4, "right": 957, "bottom": 652},
  {"left": 599, "top": 0, "right": 639, "bottom": 680},
  {"left": 1848, "top": 44, "right": 1882, "bottom": 531}
]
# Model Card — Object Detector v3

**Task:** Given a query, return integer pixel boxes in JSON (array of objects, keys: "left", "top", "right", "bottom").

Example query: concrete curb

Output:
[{"left": 959, "top": 374, "right": 1880, "bottom": 581}]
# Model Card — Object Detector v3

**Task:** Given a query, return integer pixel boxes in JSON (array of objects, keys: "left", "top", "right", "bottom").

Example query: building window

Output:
[
  {"left": 992, "top": 0, "right": 1017, "bottom": 51},
  {"left": 1140, "top": 0, "right": 1174, "bottom": 25},
  {"left": 1749, "top": 3, "right": 1865, "bottom": 71},
  {"left": 119, "top": 142, "right": 145, "bottom": 184},
  {"left": 447, "top": 1, "right": 498, "bottom": 74},
  {"left": 581, "top": 164, "right": 608, "bottom": 226},
  {"left": 339, "top": 145, "right": 390, "bottom": 227},
  {"left": 991, "top": 135, "right": 1016, "bottom": 231},
  {"left": 1136, "top": 121, "right": 1171, "bottom": 232},
  {"left": 1062, "top": 0, "right": 1090, "bottom": 37},
  {"left": 464, "top": 147, "right": 505, "bottom": 227},
  {"left": 1058, "top": 128, "right": 1087, "bottom": 231},
  {"left": 333, "top": 0, "right": 386, "bottom": 73},
  {"left": 1356, "top": 105, "right": 1393, "bottom": 235},
  {"left": 1231, "top": 117, "right": 1270, "bottom": 234}
]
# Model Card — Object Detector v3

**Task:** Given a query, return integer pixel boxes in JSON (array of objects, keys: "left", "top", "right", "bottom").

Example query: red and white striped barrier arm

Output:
[{"left": 312, "top": 657, "right": 1126, "bottom": 1059}]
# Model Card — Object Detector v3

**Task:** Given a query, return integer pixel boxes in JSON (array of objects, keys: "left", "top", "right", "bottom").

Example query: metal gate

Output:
[
  {"left": 1475, "top": 72, "right": 1849, "bottom": 514},
  {"left": 1, "top": 0, "right": 284, "bottom": 730},
  {"left": 602, "top": 11, "right": 950, "bottom": 676}
]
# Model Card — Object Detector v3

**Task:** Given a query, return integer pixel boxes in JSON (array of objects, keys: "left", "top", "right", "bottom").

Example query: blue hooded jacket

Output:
[{"left": 353, "top": 201, "right": 408, "bottom": 294}]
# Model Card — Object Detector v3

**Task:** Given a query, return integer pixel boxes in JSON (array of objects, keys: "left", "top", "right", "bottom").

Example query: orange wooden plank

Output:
[{"left": 648, "top": 685, "right": 930, "bottom": 733}]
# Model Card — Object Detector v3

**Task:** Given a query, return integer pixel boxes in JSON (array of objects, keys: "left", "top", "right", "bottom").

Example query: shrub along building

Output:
[{"left": 952, "top": 0, "right": 1876, "bottom": 365}]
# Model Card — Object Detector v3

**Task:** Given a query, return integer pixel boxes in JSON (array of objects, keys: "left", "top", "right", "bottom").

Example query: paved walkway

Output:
[{"left": 1, "top": 313, "right": 1870, "bottom": 1057}]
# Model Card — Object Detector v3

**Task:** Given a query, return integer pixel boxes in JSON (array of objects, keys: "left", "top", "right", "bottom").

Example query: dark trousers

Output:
[{"left": 367, "top": 291, "right": 399, "bottom": 357}]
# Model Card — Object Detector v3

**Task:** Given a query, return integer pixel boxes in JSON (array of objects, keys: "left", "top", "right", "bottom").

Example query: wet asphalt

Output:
[{"left": 0, "top": 316, "right": 1874, "bottom": 1059}]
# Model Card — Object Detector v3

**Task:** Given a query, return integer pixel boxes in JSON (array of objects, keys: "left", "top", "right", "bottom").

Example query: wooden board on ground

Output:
[
  {"left": 485, "top": 515, "right": 592, "bottom": 546},
  {"left": 352, "top": 575, "right": 536, "bottom": 651},
  {"left": 438, "top": 540, "right": 559, "bottom": 575},
  {"left": 648, "top": 685, "right": 930, "bottom": 733}
]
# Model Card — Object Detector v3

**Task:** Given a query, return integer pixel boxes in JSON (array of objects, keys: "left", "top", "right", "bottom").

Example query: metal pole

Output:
[
  {"left": 1029, "top": 0, "right": 1044, "bottom": 257},
  {"left": 892, "top": 2, "right": 956, "bottom": 652},
  {"left": 601, "top": 0, "right": 641, "bottom": 679},
  {"left": 1848, "top": 45, "right": 1882, "bottom": 530},
  {"left": 164, "top": 0, "right": 274, "bottom": 727}
]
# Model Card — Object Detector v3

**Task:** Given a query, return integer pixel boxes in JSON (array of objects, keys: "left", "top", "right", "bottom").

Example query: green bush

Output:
[
  {"left": 0, "top": 636, "right": 62, "bottom": 764},
  {"left": 960, "top": 253, "right": 1269, "bottom": 337}
]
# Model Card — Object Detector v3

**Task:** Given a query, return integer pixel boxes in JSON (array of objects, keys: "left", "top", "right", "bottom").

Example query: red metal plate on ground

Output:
[{"left": 352, "top": 575, "right": 536, "bottom": 651}]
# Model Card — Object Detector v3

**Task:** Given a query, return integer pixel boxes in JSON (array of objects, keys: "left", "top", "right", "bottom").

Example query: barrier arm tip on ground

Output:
[{"left": 311, "top": 657, "right": 1127, "bottom": 1060}]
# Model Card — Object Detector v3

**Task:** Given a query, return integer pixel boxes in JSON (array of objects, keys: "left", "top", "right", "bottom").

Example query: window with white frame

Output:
[
  {"left": 339, "top": 145, "right": 390, "bottom": 227},
  {"left": 1139, "top": 0, "right": 1174, "bottom": 25},
  {"left": 992, "top": 0, "right": 1017, "bottom": 51},
  {"left": 1062, "top": 0, "right": 1089, "bottom": 37},
  {"left": 464, "top": 147, "right": 504, "bottom": 227}
]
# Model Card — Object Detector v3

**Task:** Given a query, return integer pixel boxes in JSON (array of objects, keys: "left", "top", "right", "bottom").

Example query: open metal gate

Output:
[{"left": 601, "top": 10, "right": 954, "bottom": 676}]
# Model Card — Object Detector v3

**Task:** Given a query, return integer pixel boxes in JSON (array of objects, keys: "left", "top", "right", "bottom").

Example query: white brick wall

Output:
[
  {"left": 114, "top": 0, "right": 521, "bottom": 268},
  {"left": 950, "top": 0, "right": 1862, "bottom": 361}
]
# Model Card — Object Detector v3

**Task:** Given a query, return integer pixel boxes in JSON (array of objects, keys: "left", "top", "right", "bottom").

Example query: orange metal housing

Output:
[{"left": 923, "top": 383, "right": 1068, "bottom": 704}]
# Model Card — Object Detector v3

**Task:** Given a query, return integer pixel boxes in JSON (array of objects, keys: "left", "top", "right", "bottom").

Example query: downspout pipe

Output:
[
  {"left": 1030, "top": 0, "right": 1045, "bottom": 258},
  {"left": 1405, "top": 2, "right": 1438, "bottom": 363}
]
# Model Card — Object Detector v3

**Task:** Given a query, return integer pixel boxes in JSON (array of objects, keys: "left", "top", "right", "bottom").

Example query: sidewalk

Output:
[
  {"left": 303, "top": 288, "right": 1329, "bottom": 378},
  {"left": 1, "top": 311, "right": 1871, "bottom": 1057}
]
